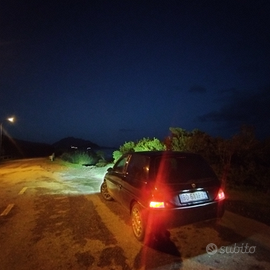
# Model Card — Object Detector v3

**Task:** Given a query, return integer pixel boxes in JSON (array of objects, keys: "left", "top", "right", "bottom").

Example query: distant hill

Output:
[
  {"left": 1, "top": 136, "right": 100, "bottom": 159},
  {"left": 1, "top": 135, "right": 120, "bottom": 161},
  {"left": 2, "top": 136, "right": 54, "bottom": 158},
  {"left": 52, "top": 137, "right": 99, "bottom": 151}
]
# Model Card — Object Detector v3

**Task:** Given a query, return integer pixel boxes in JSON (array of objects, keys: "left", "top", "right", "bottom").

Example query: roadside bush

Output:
[
  {"left": 112, "top": 137, "right": 165, "bottom": 163},
  {"left": 120, "top": 141, "right": 136, "bottom": 154},
  {"left": 134, "top": 137, "right": 166, "bottom": 152},
  {"left": 167, "top": 127, "right": 190, "bottom": 151},
  {"left": 60, "top": 151, "right": 98, "bottom": 165},
  {"left": 110, "top": 126, "right": 270, "bottom": 191},
  {"left": 112, "top": 150, "right": 122, "bottom": 163},
  {"left": 95, "top": 159, "right": 108, "bottom": 167}
]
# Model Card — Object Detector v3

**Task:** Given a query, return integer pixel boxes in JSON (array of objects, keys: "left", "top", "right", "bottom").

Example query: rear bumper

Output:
[{"left": 145, "top": 200, "right": 225, "bottom": 230}]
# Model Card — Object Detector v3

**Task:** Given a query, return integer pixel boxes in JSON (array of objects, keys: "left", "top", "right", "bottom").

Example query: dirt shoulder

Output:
[{"left": 225, "top": 188, "right": 270, "bottom": 227}]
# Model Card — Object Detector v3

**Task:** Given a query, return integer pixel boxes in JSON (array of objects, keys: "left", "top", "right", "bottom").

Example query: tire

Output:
[
  {"left": 100, "top": 181, "right": 113, "bottom": 201},
  {"left": 131, "top": 203, "right": 145, "bottom": 241}
]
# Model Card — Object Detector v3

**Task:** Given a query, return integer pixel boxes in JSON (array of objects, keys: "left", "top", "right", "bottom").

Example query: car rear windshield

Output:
[{"left": 154, "top": 155, "right": 216, "bottom": 183}]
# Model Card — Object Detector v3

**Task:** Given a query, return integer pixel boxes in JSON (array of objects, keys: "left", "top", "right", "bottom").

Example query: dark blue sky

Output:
[{"left": 1, "top": 0, "right": 270, "bottom": 147}]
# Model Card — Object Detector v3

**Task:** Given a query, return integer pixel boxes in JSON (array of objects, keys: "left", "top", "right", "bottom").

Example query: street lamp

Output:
[
  {"left": 0, "top": 117, "right": 15, "bottom": 157},
  {"left": 7, "top": 117, "right": 14, "bottom": 123}
]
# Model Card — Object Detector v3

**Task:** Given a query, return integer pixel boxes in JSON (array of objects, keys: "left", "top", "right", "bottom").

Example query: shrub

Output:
[
  {"left": 95, "top": 159, "right": 108, "bottom": 167},
  {"left": 120, "top": 141, "right": 136, "bottom": 154},
  {"left": 134, "top": 137, "right": 166, "bottom": 152},
  {"left": 112, "top": 150, "right": 122, "bottom": 163},
  {"left": 60, "top": 151, "right": 98, "bottom": 165},
  {"left": 112, "top": 137, "right": 165, "bottom": 163}
]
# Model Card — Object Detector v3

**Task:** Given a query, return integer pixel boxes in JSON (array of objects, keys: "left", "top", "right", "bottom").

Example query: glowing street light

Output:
[
  {"left": 0, "top": 116, "right": 15, "bottom": 157},
  {"left": 7, "top": 117, "right": 14, "bottom": 123}
]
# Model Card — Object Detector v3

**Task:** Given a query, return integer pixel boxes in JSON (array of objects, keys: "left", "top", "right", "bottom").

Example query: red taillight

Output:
[
  {"left": 216, "top": 188, "right": 225, "bottom": 201},
  {"left": 149, "top": 201, "right": 165, "bottom": 208},
  {"left": 150, "top": 187, "right": 165, "bottom": 208}
]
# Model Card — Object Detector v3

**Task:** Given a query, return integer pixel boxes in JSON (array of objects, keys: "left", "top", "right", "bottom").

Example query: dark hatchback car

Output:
[{"left": 100, "top": 151, "right": 225, "bottom": 241}]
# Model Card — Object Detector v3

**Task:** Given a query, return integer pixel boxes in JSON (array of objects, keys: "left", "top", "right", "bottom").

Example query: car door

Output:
[
  {"left": 118, "top": 154, "right": 150, "bottom": 210},
  {"left": 105, "top": 155, "right": 130, "bottom": 203}
]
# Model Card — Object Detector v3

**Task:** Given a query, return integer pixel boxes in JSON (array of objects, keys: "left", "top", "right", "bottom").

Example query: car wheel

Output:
[
  {"left": 131, "top": 203, "right": 145, "bottom": 241},
  {"left": 100, "top": 182, "right": 113, "bottom": 201}
]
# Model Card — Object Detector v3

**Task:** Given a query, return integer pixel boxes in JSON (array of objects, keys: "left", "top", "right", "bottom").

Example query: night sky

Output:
[{"left": 1, "top": 0, "right": 270, "bottom": 147}]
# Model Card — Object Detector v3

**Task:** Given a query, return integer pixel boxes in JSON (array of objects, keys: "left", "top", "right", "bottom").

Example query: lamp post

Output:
[{"left": 0, "top": 117, "right": 14, "bottom": 157}]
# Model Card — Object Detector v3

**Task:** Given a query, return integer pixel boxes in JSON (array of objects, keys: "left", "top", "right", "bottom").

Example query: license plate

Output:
[{"left": 180, "top": 191, "right": 208, "bottom": 203}]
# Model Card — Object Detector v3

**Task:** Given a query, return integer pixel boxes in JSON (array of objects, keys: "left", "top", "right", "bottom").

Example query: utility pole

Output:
[
  {"left": 0, "top": 123, "right": 3, "bottom": 156},
  {"left": 0, "top": 117, "right": 15, "bottom": 157}
]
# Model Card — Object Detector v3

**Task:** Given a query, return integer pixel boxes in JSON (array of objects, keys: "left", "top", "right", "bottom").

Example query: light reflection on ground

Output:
[{"left": 51, "top": 164, "right": 111, "bottom": 195}]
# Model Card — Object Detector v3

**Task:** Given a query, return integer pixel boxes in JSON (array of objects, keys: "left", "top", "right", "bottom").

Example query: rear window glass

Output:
[{"left": 154, "top": 155, "right": 216, "bottom": 183}]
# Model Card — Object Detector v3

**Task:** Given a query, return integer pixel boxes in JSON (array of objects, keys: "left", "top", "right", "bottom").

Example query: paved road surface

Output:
[{"left": 0, "top": 158, "right": 270, "bottom": 269}]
